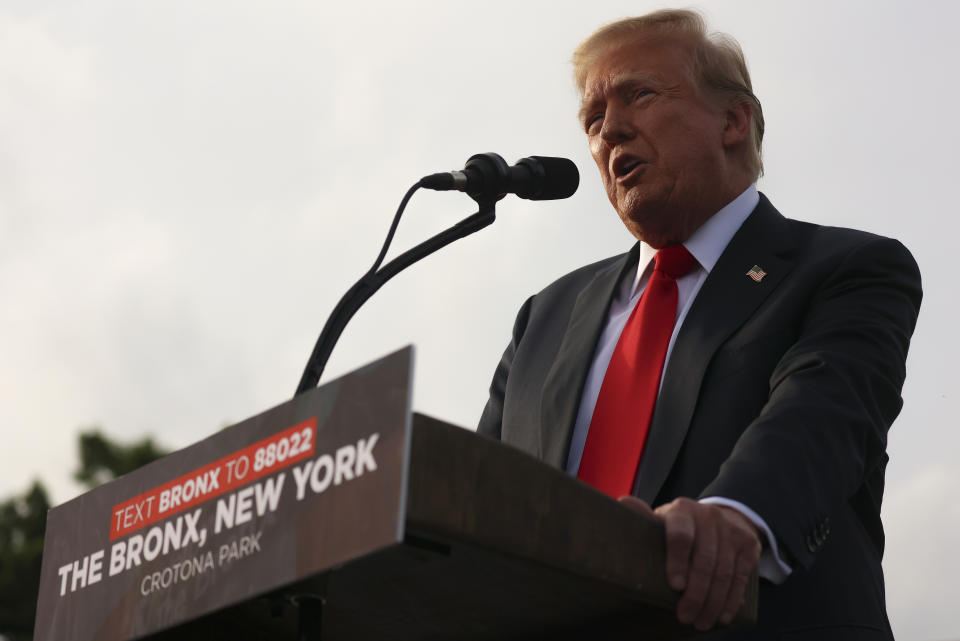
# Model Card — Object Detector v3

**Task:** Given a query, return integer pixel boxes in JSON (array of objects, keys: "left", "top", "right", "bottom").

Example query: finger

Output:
[
  {"left": 618, "top": 495, "right": 656, "bottom": 519},
  {"left": 661, "top": 502, "right": 697, "bottom": 593},
  {"left": 675, "top": 512, "right": 718, "bottom": 625},
  {"left": 718, "top": 537, "right": 761, "bottom": 625},
  {"left": 692, "top": 528, "right": 736, "bottom": 630}
]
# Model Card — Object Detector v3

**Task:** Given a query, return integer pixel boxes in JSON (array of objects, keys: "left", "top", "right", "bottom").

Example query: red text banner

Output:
[{"left": 109, "top": 418, "right": 317, "bottom": 540}]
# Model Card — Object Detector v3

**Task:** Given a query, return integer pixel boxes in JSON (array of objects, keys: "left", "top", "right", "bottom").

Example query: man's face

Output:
[{"left": 580, "top": 37, "right": 732, "bottom": 246}]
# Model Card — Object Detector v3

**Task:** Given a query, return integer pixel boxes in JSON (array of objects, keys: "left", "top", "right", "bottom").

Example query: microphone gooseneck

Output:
[{"left": 296, "top": 152, "right": 578, "bottom": 394}]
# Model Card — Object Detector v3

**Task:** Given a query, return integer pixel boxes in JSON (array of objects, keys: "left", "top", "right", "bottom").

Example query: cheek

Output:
[
  {"left": 589, "top": 135, "right": 603, "bottom": 157},
  {"left": 590, "top": 142, "right": 610, "bottom": 177}
]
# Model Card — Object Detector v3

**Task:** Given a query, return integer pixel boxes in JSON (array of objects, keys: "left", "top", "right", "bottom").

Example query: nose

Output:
[{"left": 599, "top": 103, "right": 636, "bottom": 147}]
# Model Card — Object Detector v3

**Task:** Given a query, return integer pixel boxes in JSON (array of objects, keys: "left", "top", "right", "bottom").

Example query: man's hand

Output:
[{"left": 619, "top": 496, "right": 761, "bottom": 630}]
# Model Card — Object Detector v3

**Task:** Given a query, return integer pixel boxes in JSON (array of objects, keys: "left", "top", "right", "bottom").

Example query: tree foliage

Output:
[
  {"left": 0, "top": 481, "right": 50, "bottom": 641},
  {"left": 74, "top": 429, "right": 168, "bottom": 490},
  {"left": 0, "top": 429, "right": 167, "bottom": 641}
]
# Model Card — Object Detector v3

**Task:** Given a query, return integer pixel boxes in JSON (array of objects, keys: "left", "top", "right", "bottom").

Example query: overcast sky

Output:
[{"left": 2, "top": 1, "right": 957, "bottom": 638}]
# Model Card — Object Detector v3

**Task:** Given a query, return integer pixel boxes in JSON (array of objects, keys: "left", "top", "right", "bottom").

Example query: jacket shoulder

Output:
[{"left": 755, "top": 195, "right": 919, "bottom": 273}]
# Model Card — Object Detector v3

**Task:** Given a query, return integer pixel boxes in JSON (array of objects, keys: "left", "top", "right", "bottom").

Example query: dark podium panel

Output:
[
  {"left": 36, "top": 349, "right": 756, "bottom": 641},
  {"left": 320, "top": 414, "right": 757, "bottom": 640}
]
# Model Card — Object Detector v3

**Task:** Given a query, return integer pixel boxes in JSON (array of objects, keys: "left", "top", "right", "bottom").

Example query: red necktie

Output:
[{"left": 577, "top": 245, "right": 698, "bottom": 498}]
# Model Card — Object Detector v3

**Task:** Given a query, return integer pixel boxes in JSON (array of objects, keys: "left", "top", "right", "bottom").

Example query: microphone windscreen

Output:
[{"left": 518, "top": 156, "right": 580, "bottom": 200}]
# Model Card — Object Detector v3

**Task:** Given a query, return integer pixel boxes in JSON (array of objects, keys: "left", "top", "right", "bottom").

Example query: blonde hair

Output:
[{"left": 573, "top": 9, "right": 765, "bottom": 178}]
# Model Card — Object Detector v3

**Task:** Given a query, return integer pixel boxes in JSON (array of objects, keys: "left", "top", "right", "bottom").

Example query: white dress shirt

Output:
[{"left": 564, "top": 184, "right": 791, "bottom": 583}]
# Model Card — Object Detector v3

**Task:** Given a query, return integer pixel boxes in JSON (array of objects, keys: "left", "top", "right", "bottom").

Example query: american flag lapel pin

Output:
[{"left": 746, "top": 264, "right": 767, "bottom": 282}]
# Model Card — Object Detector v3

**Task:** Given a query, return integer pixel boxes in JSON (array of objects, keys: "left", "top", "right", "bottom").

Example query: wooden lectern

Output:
[{"left": 34, "top": 348, "right": 756, "bottom": 641}]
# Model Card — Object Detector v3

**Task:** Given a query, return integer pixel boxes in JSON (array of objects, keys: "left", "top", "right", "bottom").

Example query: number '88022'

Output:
[{"left": 252, "top": 427, "right": 313, "bottom": 473}]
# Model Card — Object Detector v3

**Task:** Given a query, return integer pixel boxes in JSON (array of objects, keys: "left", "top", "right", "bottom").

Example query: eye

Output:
[
  {"left": 584, "top": 113, "right": 603, "bottom": 134},
  {"left": 630, "top": 88, "right": 653, "bottom": 102}
]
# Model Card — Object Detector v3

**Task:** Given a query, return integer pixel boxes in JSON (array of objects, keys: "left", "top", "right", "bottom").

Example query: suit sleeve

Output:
[
  {"left": 477, "top": 296, "right": 533, "bottom": 440},
  {"left": 700, "top": 235, "right": 922, "bottom": 570}
]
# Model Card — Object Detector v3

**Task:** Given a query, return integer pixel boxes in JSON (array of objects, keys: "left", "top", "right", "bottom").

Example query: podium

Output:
[{"left": 34, "top": 348, "right": 756, "bottom": 640}]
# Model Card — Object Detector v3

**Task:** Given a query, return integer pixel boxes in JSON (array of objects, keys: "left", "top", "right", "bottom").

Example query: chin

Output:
[{"left": 618, "top": 204, "right": 665, "bottom": 241}]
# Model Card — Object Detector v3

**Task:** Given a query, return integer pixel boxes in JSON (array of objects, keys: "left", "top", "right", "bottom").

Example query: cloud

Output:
[
  {"left": 0, "top": 9, "right": 96, "bottom": 107},
  {"left": 883, "top": 463, "right": 960, "bottom": 638}
]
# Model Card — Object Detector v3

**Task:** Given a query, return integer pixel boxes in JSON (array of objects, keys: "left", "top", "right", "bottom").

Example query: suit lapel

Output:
[
  {"left": 633, "top": 196, "right": 797, "bottom": 502},
  {"left": 539, "top": 245, "right": 640, "bottom": 468}
]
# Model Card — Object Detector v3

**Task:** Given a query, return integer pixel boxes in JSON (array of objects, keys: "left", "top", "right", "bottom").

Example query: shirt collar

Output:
[{"left": 631, "top": 184, "right": 760, "bottom": 295}]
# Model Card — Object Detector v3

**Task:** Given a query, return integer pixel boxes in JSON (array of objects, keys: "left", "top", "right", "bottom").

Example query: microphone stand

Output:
[
  {"left": 294, "top": 197, "right": 498, "bottom": 397},
  {"left": 287, "top": 153, "right": 573, "bottom": 639},
  {"left": 289, "top": 185, "right": 499, "bottom": 640}
]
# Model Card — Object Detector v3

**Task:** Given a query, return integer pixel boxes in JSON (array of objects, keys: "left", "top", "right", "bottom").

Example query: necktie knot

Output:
[{"left": 654, "top": 245, "right": 697, "bottom": 279}]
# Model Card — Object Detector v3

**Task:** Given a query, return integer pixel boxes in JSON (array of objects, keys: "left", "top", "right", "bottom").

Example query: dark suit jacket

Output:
[{"left": 477, "top": 195, "right": 922, "bottom": 639}]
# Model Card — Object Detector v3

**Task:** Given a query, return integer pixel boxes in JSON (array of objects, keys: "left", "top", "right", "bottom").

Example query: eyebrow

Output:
[{"left": 578, "top": 71, "right": 666, "bottom": 123}]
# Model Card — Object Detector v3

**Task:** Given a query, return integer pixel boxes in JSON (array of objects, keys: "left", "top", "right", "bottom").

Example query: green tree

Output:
[
  {"left": 73, "top": 429, "right": 168, "bottom": 490},
  {"left": 0, "top": 429, "right": 167, "bottom": 641},
  {"left": 0, "top": 481, "right": 50, "bottom": 641}
]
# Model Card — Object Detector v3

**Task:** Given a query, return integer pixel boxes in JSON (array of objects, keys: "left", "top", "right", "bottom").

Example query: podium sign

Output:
[{"left": 34, "top": 348, "right": 414, "bottom": 641}]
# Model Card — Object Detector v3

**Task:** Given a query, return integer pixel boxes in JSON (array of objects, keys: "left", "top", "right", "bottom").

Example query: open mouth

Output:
[{"left": 613, "top": 155, "right": 646, "bottom": 181}]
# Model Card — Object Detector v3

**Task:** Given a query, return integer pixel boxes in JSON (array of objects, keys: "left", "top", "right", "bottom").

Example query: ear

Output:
[{"left": 722, "top": 99, "right": 752, "bottom": 149}]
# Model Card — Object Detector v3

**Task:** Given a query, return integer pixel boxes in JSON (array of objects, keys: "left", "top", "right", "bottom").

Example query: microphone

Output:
[{"left": 420, "top": 152, "right": 579, "bottom": 202}]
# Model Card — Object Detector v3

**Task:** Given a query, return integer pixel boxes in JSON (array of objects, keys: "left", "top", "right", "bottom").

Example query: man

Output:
[{"left": 477, "top": 10, "right": 921, "bottom": 639}]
